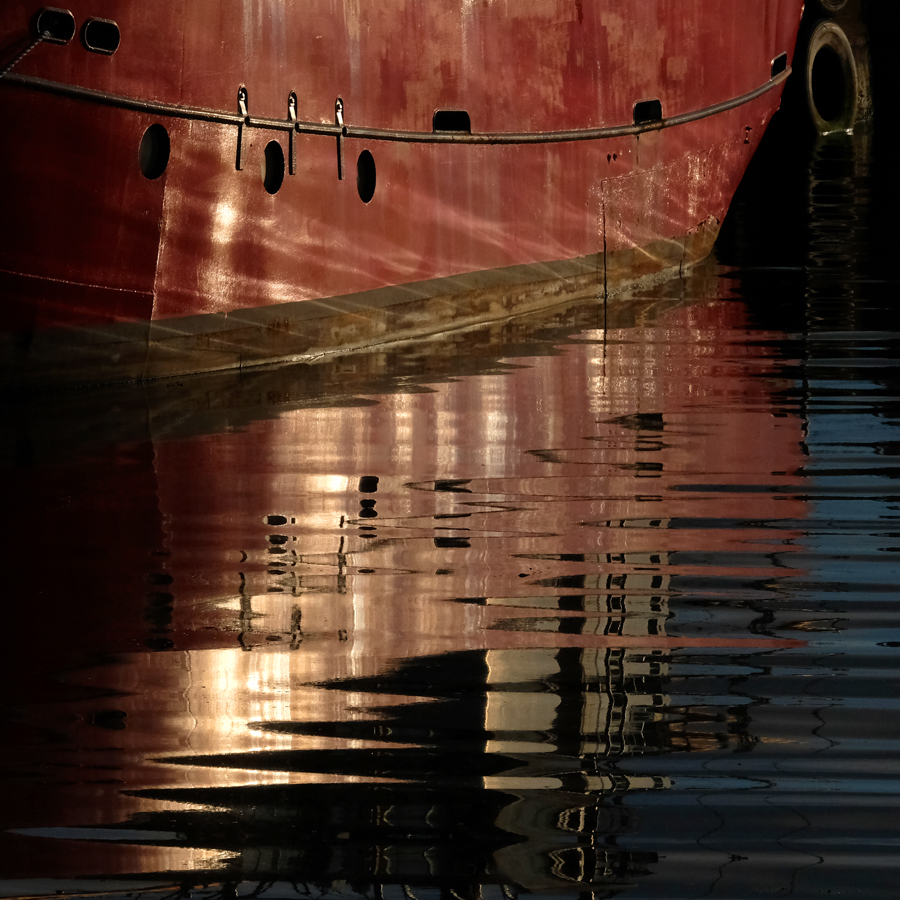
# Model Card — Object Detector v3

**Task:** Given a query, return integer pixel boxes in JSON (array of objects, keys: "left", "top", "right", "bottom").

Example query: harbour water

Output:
[{"left": 2, "top": 107, "right": 899, "bottom": 897}]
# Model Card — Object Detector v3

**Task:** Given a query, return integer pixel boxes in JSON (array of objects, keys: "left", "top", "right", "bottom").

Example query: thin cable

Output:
[{"left": 0, "top": 33, "right": 45, "bottom": 80}]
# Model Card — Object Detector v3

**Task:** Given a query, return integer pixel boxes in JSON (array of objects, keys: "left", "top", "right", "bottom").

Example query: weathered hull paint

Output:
[{"left": 0, "top": 0, "right": 805, "bottom": 387}]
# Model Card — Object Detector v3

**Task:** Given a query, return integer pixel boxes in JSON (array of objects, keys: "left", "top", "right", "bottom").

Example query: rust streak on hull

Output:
[{"left": 0, "top": 0, "right": 806, "bottom": 389}]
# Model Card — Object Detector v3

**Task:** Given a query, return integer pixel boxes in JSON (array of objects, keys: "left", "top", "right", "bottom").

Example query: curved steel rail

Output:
[{"left": 4, "top": 67, "right": 790, "bottom": 144}]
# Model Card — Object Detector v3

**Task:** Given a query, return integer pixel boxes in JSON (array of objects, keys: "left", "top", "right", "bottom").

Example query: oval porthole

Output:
[
  {"left": 261, "top": 140, "right": 285, "bottom": 194},
  {"left": 82, "top": 18, "right": 120, "bottom": 55},
  {"left": 357, "top": 149, "right": 376, "bottom": 204},
  {"left": 139, "top": 123, "right": 170, "bottom": 180},
  {"left": 34, "top": 8, "right": 76, "bottom": 44}
]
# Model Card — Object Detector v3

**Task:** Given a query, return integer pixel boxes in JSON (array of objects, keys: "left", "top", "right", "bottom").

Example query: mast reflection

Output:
[{"left": 2, "top": 272, "right": 808, "bottom": 896}]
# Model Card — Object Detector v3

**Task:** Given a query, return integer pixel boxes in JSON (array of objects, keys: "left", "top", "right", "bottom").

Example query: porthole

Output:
[
  {"left": 633, "top": 99, "right": 663, "bottom": 126},
  {"left": 138, "top": 123, "right": 170, "bottom": 180},
  {"left": 262, "top": 140, "right": 285, "bottom": 194},
  {"left": 34, "top": 7, "right": 76, "bottom": 44},
  {"left": 433, "top": 109, "right": 472, "bottom": 133},
  {"left": 357, "top": 149, "right": 376, "bottom": 203},
  {"left": 82, "top": 18, "right": 120, "bottom": 54},
  {"left": 771, "top": 52, "right": 788, "bottom": 79}
]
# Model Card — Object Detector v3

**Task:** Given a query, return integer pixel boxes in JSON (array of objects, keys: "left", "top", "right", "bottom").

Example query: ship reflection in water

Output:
[{"left": 3, "top": 125, "right": 900, "bottom": 898}]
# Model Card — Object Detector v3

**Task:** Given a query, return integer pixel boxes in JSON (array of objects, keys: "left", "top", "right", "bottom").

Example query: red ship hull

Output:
[{"left": 0, "top": 0, "right": 804, "bottom": 387}]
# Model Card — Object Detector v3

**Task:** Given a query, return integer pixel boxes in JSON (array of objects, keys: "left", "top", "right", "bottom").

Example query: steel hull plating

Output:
[{"left": 0, "top": 1, "right": 804, "bottom": 387}]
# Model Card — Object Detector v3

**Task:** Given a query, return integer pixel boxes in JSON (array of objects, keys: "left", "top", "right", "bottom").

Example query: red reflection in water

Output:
[{"left": 1, "top": 284, "right": 808, "bottom": 883}]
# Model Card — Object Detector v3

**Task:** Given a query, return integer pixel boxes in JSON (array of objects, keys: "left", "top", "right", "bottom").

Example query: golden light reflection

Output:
[
  {"left": 211, "top": 199, "right": 238, "bottom": 245},
  {"left": 3, "top": 286, "right": 814, "bottom": 889}
]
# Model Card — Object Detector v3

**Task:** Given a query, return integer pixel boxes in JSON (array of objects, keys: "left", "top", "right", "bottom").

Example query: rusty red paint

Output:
[{"left": 0, "top": 0, "right": 805, "bottom": 386}]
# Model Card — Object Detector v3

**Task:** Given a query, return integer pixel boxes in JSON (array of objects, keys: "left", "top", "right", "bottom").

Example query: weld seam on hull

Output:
[
  {"left": 3, "top": 68, "right": 789, "bottom": 145},
  {"left": 0, "top": 265, "right": 155, "bottom": 298}
]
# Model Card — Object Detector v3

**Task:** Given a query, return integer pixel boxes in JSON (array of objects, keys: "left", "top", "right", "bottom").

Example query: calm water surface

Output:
[{"left": 1, "top": 120, "right": 899, "bottom": 898}]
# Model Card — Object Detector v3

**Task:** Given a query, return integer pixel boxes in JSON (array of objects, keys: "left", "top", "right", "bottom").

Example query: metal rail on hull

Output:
[{"left": 4, "top": 67, "right": 790, "bottom": 144}]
